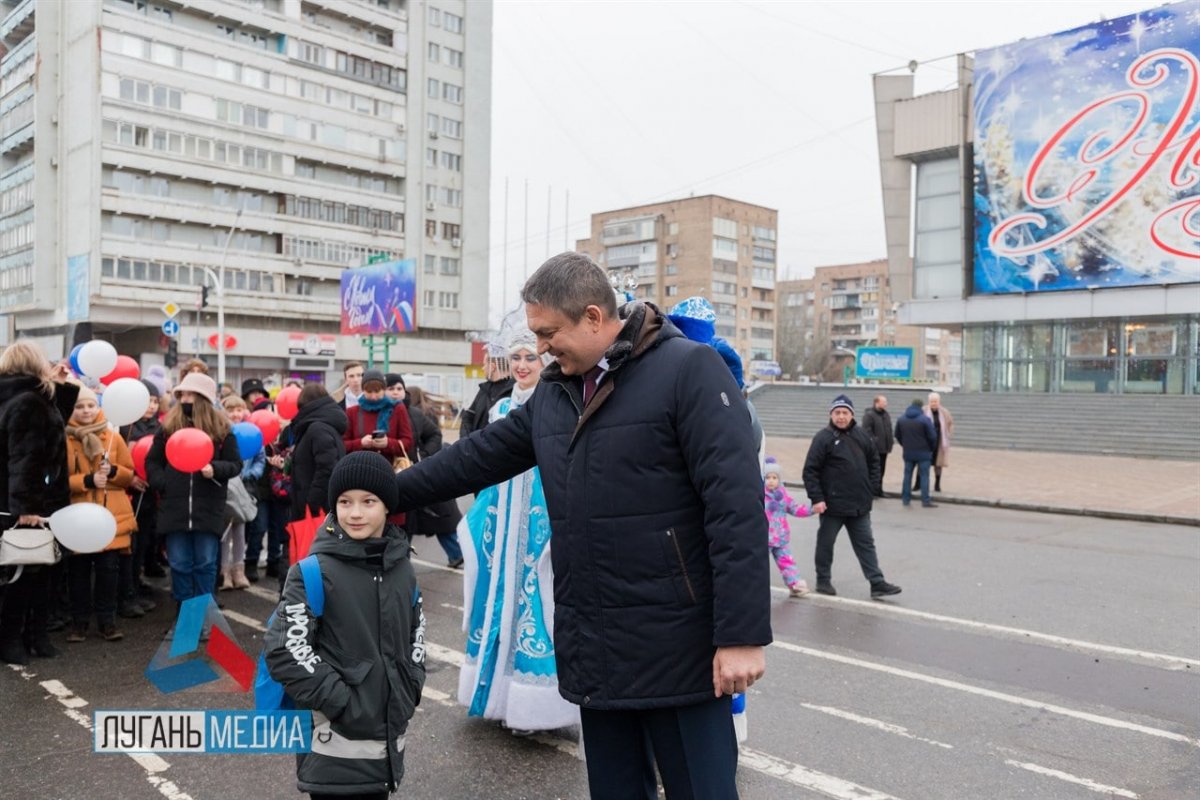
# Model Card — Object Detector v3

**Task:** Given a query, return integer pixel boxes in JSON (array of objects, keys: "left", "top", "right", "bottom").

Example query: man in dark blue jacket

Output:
[
  {"left": 802, "top": 395, "right": 902, "bottom": 599},
  {"left": 894, "top": 398, "right": 939, "bottom": 508},
  {"left": 395, "top": 252, "right": 771, "bottom": 800}
]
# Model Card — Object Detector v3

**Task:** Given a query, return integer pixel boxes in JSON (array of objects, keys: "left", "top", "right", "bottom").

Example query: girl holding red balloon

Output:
[
  {"left": 144, "top": 373, "right": 242, "bottom": 615},
  {"left": 64, "top": 386, "right": 137, "bottom": 643}
]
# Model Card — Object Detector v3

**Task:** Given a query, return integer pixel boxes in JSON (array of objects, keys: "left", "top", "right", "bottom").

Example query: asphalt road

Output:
[{"left": 2, "top": 501, "right": 1197, "bottom": 800}]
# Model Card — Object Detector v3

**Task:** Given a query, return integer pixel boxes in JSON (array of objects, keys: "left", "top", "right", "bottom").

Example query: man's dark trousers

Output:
[
  {"left": 902, "top": 458, "right": 931, "bottom": 506},
  {"left": 877, "top": 453, "right": 889, "bottom": 493},
  {"left": 580, "top": 695, "right": 738, "bottom": 799},
  {"left": 815, "top": 513, "right": 884, "bottom": 584}
]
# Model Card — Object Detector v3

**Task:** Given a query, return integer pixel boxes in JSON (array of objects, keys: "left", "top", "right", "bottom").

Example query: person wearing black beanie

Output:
[{"left": 327, "top": 450, "right": 400, "bottom": 514}]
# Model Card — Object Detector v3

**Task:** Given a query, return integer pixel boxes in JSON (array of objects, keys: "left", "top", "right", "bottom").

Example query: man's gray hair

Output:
[{"left": 521, "top": 252, "right": 617, "bottom": 322}]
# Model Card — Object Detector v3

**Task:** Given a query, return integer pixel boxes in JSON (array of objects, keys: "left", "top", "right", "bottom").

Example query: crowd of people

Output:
[
  {"left": 0, "top": 251, "right": 957, "bottom": 799},
  {"left": 0, "top": 348, "right": 463, "bottom": 666}
]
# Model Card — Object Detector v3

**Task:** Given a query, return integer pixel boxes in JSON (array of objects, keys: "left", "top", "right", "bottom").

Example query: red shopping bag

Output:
[{"left": 287, "top": 509, "right": 326, "bottom": 564}]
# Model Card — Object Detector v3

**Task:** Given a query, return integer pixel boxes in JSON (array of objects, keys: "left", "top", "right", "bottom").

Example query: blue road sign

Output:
[{"left": 162, "top": 319, "right": 180, "bottom": 337}]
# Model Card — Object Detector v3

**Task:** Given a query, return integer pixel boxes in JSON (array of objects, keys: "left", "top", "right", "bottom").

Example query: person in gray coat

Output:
[{"left": 861, "top": 395, "right": 894, "bottom": 496}]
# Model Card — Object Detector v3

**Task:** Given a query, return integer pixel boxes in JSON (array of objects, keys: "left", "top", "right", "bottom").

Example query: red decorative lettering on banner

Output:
[{"left": 990, "top": 48, "right": 1200, "bottom": 261}]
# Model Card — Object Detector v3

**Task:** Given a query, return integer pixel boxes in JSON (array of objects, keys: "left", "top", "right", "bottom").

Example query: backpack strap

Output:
[{"left": 298, "top": 555, "right": 324, "bottom": 618}]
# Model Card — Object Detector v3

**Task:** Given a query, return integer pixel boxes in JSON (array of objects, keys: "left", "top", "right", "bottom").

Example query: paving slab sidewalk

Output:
[{"left": 766, "top": 435, "right": 1200, "bottom": 525}]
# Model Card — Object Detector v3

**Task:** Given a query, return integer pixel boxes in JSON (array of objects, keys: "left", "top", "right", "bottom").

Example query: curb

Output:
[{"left": 782, "top": 482, "right": 1200, "bottom": 528}]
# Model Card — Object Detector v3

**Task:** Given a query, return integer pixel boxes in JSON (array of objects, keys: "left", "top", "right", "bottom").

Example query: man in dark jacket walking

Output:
[
  {"left": 458, "top": 358, "right": 513, "bottom": 438},
  {"left": 861, "top": 395, "right": 894, "bottom": 496},
  {"left": 394, "top": 252, "right": 771, "bottom": 800},
  {"left": 894, "top": 398, "right": 938, "bottom": 508},
  {"left": 802, "top": 395, "right": 901, "bottom": 599}
]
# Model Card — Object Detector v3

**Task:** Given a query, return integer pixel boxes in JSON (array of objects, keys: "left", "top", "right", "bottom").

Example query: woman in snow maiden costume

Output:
[{"left": 457, "top": 325, "right": 578, "bottom": 732}]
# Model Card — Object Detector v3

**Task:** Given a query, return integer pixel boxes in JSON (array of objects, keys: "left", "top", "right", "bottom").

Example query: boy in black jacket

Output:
[{"left": 265, "top": 451, "right": 426, "bottom": 800}]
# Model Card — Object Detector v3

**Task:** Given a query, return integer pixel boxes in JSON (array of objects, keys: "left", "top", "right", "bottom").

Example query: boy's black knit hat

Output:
[{"left": 328, "top": 451, "right": 399, "bottom": 513}]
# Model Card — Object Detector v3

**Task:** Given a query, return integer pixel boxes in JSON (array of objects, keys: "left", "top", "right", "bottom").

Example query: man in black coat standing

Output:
[
  {"left": 458, "top": 357, "right": 513, "bottom": 438},
  {"left": 395, "top": 252, "right": 771, "bottom": 800},
  {"left": 802, "top": 395, "right": 901, "bottom": 599},
  {"left": 861, "top": 394, "right": 894, "bottom": 496}
]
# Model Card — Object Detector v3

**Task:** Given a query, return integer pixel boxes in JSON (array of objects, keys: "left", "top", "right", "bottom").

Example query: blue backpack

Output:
[{"left": 253, "top": 555, "right": 324, "bottom": 711}]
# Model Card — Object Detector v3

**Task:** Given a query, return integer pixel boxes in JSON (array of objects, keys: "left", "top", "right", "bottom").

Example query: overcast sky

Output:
[{"left": 484, "top": 0, "right": 1166, "bottom": 314}]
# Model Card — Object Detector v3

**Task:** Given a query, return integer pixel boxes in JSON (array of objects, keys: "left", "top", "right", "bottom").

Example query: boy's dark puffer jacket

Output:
[{"left": 264, "top": 521, "right": 425, "bottom": 795}]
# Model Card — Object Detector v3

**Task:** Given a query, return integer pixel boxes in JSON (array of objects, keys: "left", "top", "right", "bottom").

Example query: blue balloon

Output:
[
  {"left": 69, "top": 344, "right": 85, "bottom": 375},
  {"left": 232, "top": 422, "right": 264, "bottom": 460}
]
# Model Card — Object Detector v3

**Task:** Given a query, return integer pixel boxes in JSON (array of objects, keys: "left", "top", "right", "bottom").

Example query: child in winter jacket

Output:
[
  {"left": 65, "top": 386, "right": 137, "bottom": 642},
  {"left": 763, "top": 457, "right": 811, "bottom": 597},
  {"left": 265, "top": 451, "right": 426, "bottom": 799}
]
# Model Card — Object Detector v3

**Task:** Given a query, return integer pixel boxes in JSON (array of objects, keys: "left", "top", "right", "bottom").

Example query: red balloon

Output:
[
  {"left": 249, "top": 409, "right": 281, "bottom": 445},
  {"left": 131, "top": 435, "right": 154, "bottom": 480},
  {"left": 100, "top": 355, "right": 141, "bottom": 386},
  {"left": 165, "top": 428, "right": 214, "bottom": 474},
  {"left": 275, "top": 385, "right": 301, "bottom": 421}
]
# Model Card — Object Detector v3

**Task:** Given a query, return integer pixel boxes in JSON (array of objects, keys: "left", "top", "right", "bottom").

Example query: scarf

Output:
[
  {"left": 67, "top": 418, "right": 109, "bottom": 461},
  {"left": 357, "top": 394, "right": 397, "bottom": 435}
]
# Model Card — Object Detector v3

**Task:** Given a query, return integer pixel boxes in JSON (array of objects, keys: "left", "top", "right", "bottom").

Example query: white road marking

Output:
[
  {"left": 1004, "top": 759, "right": 1140, "bottom": 798},
  {"left": 426, "top": 641, "right": 465, "bottom": 667},
  {"left": 244, "top": 585, "right": 279, "bottom": 603},
  {"left": 774, "top": 586, "right": 1200, "bottom": 670},
  {"left": 441, "top": 602, "right": 465, "bottom": 612},
  {"left": 772, "top": 640, "right": 1200, "bottom": 748},
  {"left": 222, "top": 608, "right": 267, "bottom": 632},
  {"left": 800, "top": 703, "right": 953, "bottom": 749},
  {"left": 413, "top": 557, "right": 463, "bottom": 574},
  {"left": 739, "top": 746, "right": 904, "bottom": 800},
  {"left": 1, "top": 673, "right": 194, "bottom": 800}
]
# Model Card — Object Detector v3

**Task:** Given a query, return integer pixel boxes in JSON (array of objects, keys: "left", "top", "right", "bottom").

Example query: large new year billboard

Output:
[
  {"left": 973, "top": 2, "right": 1200, "bottom": 294},
  {"left": 339, "top": 258, "right": 417, "bottom": 334}
]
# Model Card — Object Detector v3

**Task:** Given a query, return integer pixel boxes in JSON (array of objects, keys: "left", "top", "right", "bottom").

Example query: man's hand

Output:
[
  {"left": 360, "top": 435, "right": 375, "bottom": 449},
  {"left": 812, "top": 501, "right": 827, "bottom": 515},
  {"left": 712, "top": 645, "right": 765, "bottom": 697}
]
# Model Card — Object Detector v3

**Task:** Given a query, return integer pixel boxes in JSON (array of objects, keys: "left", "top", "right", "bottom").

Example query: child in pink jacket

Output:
[{"left": 764, "top": 458, "right": 810, "bottom": 597}]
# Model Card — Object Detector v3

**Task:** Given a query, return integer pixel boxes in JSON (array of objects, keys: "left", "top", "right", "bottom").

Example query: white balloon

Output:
[
  {"left": 102, "top": 377, "right": 151, "bottom": 427},
  {"left": 77, "top": 340, "right": 118, "bottom": 379},
  {"left": 49, "top": 503, "right": 117, "bottom": 554}
]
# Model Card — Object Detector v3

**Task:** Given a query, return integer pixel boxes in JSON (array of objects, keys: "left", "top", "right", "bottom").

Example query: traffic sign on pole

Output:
[
  {"left": 162, "top": 319, "right": 180, "bottom": 337},
  {"left": 161, "top": 301, "right": 181, "bottom": 318}
]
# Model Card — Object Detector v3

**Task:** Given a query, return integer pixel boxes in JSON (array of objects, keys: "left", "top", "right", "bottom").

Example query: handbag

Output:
[
  {"left": 392, "top": 441, "right": 413, "bottom": 473},
  {"left": 0, "top": 525, "right": 62, "bottom": 567},
  {"left": 225, "top": 476, "right": 258, "bottom": 523}
]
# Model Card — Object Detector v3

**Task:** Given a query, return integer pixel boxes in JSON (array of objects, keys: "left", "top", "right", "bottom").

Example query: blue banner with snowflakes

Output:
[{"left": 973, "top": 1, "right": 1200, "bottom": 294}]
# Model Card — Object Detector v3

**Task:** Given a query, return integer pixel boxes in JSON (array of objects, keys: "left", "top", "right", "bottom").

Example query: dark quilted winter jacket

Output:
[
  {"left": 0, "top": 374, "right": 78, "bottom": 528},
  {"left": 395, "top": 302, "right": 772, "bottom": 710}
]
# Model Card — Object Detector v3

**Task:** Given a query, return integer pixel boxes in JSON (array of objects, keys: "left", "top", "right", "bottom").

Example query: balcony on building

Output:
[{"left": 0, "top": 0, "right": 35, "bottom": 50}]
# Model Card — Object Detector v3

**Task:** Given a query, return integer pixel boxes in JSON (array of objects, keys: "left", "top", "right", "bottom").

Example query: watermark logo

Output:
[
  {"left": 94, "top": 710, "right": 311, "bottom": 753},
  {"left": 144, "top": 595, "right": 255, "bottom": 694}
]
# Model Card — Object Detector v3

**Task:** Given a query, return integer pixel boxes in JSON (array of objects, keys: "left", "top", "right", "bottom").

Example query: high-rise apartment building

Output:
[
  {"left": 776, "top": 259, "right": 961, "bottom": 384},
  {"left": 575, "top": 195, "right": 778, "bottom": 367},
  {"left": 0, "top": 0, "right": 491, "bottom": 396}
]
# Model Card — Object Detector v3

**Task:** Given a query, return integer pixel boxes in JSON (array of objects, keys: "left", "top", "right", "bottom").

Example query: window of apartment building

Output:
[
  {"left": 444, "top": 12, "right": 464, "bottom": 33},
  {"left": 428, "top": 7, "right": 442, "bottom": 27},
  {"left": 427, "top": 78, "right": 439, "bottom": 98},
  {"left": 713, "top": 217, "right": 737, "bottom": 239},
  {"left": 444, "top": 47, "right": 464, "bottom": 68},
  {"left": 713, "top": 260, "right": 737, "bottom": 275},
  {"left": 424, "top": 255, "right": 436, "bottom": 274},
  {"left": 752, "top": 246, "right": 775, "bottom": 262},
  {"left": 442, "top": 222, "right": 460, "bottom": 240},
  {"left": 440, "top": 152, "right": 461, "bottom": 171},
  {"left": 753, "top": 267, "right": 775, "bottom": 282},
  {"left": 441, "top": 117, "right": 462, "bottom": 138},
  {"left": 668, "top": 222, "right": 679, "bottom": 235},
  {"left": 428, "top": 43, "right": 440, "bottom": 62},
  {"left": 120, "top": 79, "right": 181, "bottom": 110},
  {"left": 216, "top": 99, "right": 269, "bottom": 129},
  {"left": 440, "top": 257, "right": 461, "bottom": 275},
  {"left": 439, "top": 291, "right": 459, "bottom": 309},
  {"left": 712, "top": 237, "right": 737, "bottom": 258},
  {"left": 665, "top": 263, "right": 678, "bottom": 275},
  {"left": 423, "top": 290, "right": 436, "bottom": 307},
  {"left": 665, "top": 243, "right": 678, "bottom": 258},
  {"left": 425, "top": 219, "right": 438, "bottom": 238},
  {"left": 913, "top": 158, "right": 964, "bottom": 299},
  {"left": 440, "top": 187, "right": 462, "bottom": 207},
  {"left": 712, "top": 280, "right": 737, "bottom": 296},
  {"left": 298, "top": 40, "right": 324, "bottom": 66},
  {"left": 741, "top": 287, "right": 749, "bottom": 298},
  {"left": 752, "top": 225, "right": 776, "bottom": 241},
  {"left": 442, "top": 83, "right": 463, "bottom": 104},
  {"left": 425, "top": 147, "right": 438, "bottom": 167},
  {"left": 427, "top": 113, "right": 439, "bottom": 131}
]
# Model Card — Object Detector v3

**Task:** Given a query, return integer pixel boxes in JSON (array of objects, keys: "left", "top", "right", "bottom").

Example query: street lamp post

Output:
[{"left": 213, "top": 207, "right": 244, "bottom": 387}]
